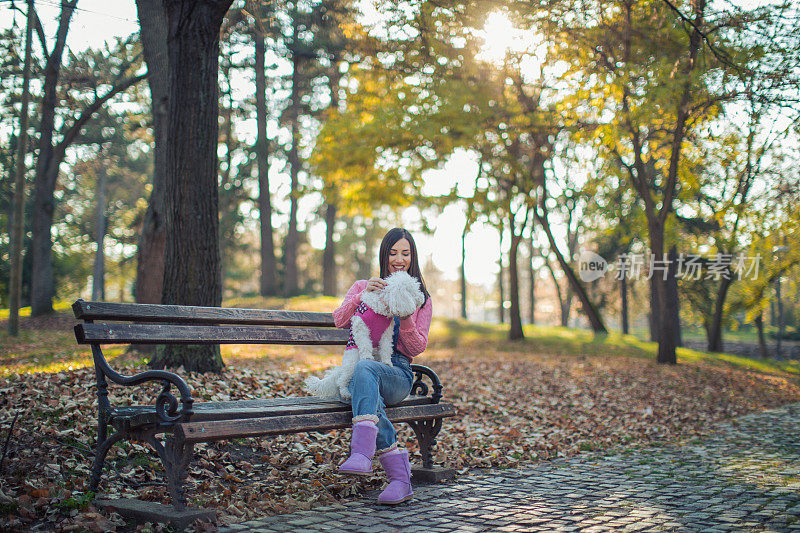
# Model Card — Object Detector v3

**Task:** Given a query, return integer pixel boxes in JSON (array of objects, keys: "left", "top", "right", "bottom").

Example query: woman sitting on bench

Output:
[{"left": 332, "top": 227, "right": 433, "bottom": 505}]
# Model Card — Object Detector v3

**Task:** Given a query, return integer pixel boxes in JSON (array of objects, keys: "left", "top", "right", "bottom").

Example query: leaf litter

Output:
[{"left": 0, "top": 343, "right": 798, "bottom": 531}]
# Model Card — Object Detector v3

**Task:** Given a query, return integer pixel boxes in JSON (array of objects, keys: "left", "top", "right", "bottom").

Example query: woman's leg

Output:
[
  {"left": 375, "top": 355, "right": 415, "bottom": 504},
  {"left": 347, "top": 357, "right": 413, "bottom": 450}
]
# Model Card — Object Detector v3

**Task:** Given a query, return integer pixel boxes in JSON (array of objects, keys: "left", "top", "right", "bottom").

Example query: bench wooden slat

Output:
[
  {"left": 110, "top": 396, "right": 435, "bottom": 426},
  {"left": 175, "top": 402, "right": 457, "bottom": 443},
  {"left": 74, "top": 323, "right": 350, "bottom": 345},
  {"left": 72, "top": 300, "right": 335, "bottom": 327},
  {"left": 116, "top": 396, "right": 342, "bottom": 411}
]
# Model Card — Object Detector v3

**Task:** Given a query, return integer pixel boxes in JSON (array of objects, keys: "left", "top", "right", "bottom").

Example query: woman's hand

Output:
[{"left": 365, "top": 277, "right": 387, "bottom": 292}]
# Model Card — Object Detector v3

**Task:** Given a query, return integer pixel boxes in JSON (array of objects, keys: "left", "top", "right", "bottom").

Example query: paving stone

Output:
[{"left": 218, "top": 403, "right": 800, "bottom": 532}]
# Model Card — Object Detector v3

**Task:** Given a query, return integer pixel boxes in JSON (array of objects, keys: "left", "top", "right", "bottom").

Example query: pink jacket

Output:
[{"left": 332, "top": 279, "right": 433, "bottom": 359}]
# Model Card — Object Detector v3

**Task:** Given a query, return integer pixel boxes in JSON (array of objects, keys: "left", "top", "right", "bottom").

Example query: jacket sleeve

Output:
[
  {"left": 332, "top": 280, "right": 368, "bottom": 328},
  {"left": 397, "top": 298, "right": 433, "bottom": 359}
]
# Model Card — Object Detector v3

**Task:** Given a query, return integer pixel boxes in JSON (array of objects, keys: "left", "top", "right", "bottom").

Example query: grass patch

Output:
[
  {"left": 429, "top": 318, "right": 800, "bottom": 378},
  {"left": 225, "top": 294, "right": 340, "bottom": 313},
  {"left": 55, "top": 492, "right": 95, "bottom": 512},
  {"left": 2, "top": 297, "right": 798, "bottom": 380},
  {"left": 0, "top": 301, "right": 74, "bottom": 321},
  {"left": 677, "top": 349, "right": 800, "bottom": 376},
  {"left": 0, "top": 343, "right": 126, "bottom": 377}
]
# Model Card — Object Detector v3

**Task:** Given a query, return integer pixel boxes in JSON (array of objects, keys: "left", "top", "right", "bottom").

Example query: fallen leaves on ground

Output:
[{"left": 1, "top": 341, "right": 799, "bottom": 532}]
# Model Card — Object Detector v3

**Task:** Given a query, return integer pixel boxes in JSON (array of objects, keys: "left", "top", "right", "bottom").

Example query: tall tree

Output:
[
  {"left": 549, "top": 0, "right": 730, "bottom": 362},
  {"left": 507, "top": 205, "right": 530, "bottom": 339},
  {"left": 282, "top": 5, "right": 304, "bottom": 297},
  {"left": 216, "top": 34, "right": 251, "bottom": 284},
  {"left": 30, "top": 5, "right": 145, "bottom": 315},
  {"left": 29, "top": 0, "right": 77, "bottom": 316},
  {"left": 313, "top": 0, "right": 351, "bottom": 296},
  {"left": 134, "top": 0, "right": 170, "bottom": 306},
  {"left": 8, "top": 0, "right": 34, "bottom": 336},
  {"left": 497, "top": 220, "right": 505, "bottom": 324},
  {"left": 91, "top": 155, "right": 108, "bottom": 301},
  {"left": 527, "top": 235, "right": 536, "bottom": 325},
  {"left": 321, "top": 56, "right": 342, "bottom": 296},
  {"left": 458, "top": 170, "right": 485, "bottom": 320},
  {"left": 48, "top": 102, "right": 153, "bottom": 303},
  {"left": 150, "top": 0, "right": 234, "bottom": 373},
  {"left": 252, "top": 11, "right": 278, "bottom": 296},
  {"left": 534, "top": 187, "right": 607, "bottom": 333}
]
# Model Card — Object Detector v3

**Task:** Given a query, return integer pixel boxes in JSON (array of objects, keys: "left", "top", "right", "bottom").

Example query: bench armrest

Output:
[
  {"left": 89, "top": 344, "right": 194, "bottom": 423},
  {"left": 410, "top": 364, "right": 444, "bottom": 403}
]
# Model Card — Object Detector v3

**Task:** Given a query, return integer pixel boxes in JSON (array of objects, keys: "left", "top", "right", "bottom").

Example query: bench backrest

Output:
[
  {"left": 72, "top": 299, "right": 445, "bottom": 413},
  {"left": 73, "top": 300, "right": 350, "bottom": 345}
]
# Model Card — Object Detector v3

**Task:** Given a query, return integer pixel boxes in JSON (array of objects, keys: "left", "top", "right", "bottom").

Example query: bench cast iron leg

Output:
[
  {"left": 407, "top": 418, "right": 443, "bottom": 469},
  {"left": 146, "top": 432, "right": 195, "bottom": 511},
  {"left": 89, "top": 432, "right": 125, "bottom": 493}
]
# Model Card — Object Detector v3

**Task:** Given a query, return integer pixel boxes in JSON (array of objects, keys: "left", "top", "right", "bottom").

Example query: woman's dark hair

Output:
[{"left": 378, "top": 227, "right": 430, "bottom": 302}]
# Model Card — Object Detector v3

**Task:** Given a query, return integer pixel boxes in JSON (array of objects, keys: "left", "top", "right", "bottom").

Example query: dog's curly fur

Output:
[{"left": 305, "top": 271, "right": 425, "bottom": 399}]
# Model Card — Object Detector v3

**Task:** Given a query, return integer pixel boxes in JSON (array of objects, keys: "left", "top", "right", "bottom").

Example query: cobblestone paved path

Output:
[{"left": 222, "top": 403, "right": 800, "bottom": 532}]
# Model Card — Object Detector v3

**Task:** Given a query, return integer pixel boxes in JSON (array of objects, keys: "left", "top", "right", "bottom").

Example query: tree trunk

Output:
[
  {"left": 648, "top": 273, "right": 659, "bottom": 342},
  {"left": 283, "top": 16, "right": 302, "bottom": 297},
  {"left": 321, "top": 58, "right": 341, "bottom": 297},
  {"left": 620, "top": 273, "right": 629, "bottom": 335},
  {"left": 254, "top": 30, "right": 277, "bottom": 296},
  {"left": 560, "top": 294, "right": 570, "bottom": 327},
  {"left": 353, "top": 224, "right": 372, "bottom": 280},
  {"left": 460, "top": 220, "right": 468, "bottom": 320},
  {"left": 8, "top": 0, "right": 34, "bottom": 336},
  {"left": 562, "top": 222, "right": 579, "bottom": 327},
  {"left": 150, "top": 0, "right": 233, "bottom": 373},
  {"left": 134, "top": 0, "right": 169, "bottom": 307},
  {"left": 30, "top": 1, "right": 77, "bottom": 316},
  {"left": 647, "top": 257, "right": 682, "bottom": 348},
  {"left": 775, "top": 275, "right": 784, "bottom": 358},
  {"left": 707, "top": 267, "right": 733, "bottom": 353},
  {"left": 537, "top": 211, "right": 607, "bottom": 333},
  {"left": 91, "top": 161, "right": 107, "bottom": 301},
  {"left": 322, "top": 203, "right": 337, "bottom": 295},
  {"left": 755, "top": 312, "right": 768, "bottom": 358},
  {"left": 542, "top": 255, "right": 564, "bottom": 325},
  {"left": 770, "top": 298, "right": 776, "bottom": 329},
  {"left": 667, "top": 245, "right": 682, "bottom": 348},
  {"left": 497, "top": 228, "right": 505, "bottom": 324},
  {"left": 649, "top": 225, "right": 677, "bottom": 364},
  {"left": 217, "top": 58, "right": 236, "bottom": 280},
  {"left": 527, "top": 235, "right": 535, "bottom": 325},
  {"left": 508, "top": 226, "right": 524, "bottom": 340}
]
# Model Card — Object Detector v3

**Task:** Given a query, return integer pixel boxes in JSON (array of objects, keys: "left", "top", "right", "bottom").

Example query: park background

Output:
[{"left": 1, "top": 0, "right": 800, "bottom": 530}]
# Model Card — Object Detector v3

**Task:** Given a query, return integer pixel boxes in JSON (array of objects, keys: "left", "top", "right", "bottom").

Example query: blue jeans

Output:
[{"left": 347, "top": 353, "right": 414, "bottom": 451}]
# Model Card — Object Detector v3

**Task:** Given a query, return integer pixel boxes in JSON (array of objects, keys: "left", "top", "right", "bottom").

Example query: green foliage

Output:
[
  {"left": 0, "top": 27, "right": 150, "bottom": 306},
  {"left": 2, "top": 0, "right": 797, "bottom": 346},
  {"left": 55, "top": 492, "right": 95, "bottom": 512},
  {"left": 0, "top": 500, "right": 18, "bottom": 517}
]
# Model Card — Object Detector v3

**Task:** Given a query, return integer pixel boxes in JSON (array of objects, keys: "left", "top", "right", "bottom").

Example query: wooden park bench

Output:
[{"left": 72, "top": 299, "right": 456, "bottom": 517}]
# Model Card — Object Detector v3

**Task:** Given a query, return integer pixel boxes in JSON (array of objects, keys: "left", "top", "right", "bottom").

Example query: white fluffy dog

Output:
[{"left": 305, "top": 271, "right": 425, "bottom": 400}]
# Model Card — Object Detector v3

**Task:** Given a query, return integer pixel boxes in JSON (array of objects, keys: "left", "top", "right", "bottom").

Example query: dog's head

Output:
[{"left": 380, "top": 271, "right": 425, "bottom": 317}]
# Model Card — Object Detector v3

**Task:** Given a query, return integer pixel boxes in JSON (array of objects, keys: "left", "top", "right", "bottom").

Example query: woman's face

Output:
[{"left": 388, "top": 238, "right": 412, "bottom": 274}]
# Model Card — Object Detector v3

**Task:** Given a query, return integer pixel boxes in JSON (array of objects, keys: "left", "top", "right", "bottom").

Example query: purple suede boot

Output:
[
  {"left": 377, "top": 450, "right": 414, "bottom": 504},
  {"left": 338, "top": 421, "right": 378, "bottom": 475}
]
